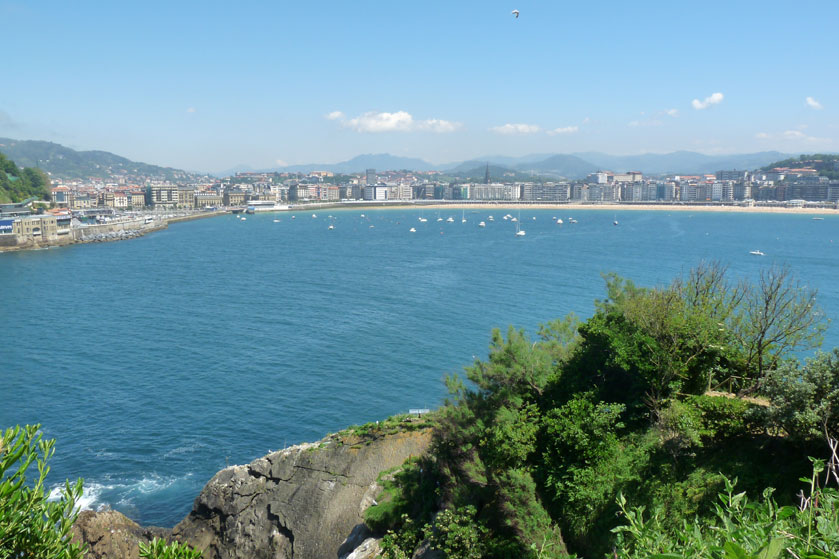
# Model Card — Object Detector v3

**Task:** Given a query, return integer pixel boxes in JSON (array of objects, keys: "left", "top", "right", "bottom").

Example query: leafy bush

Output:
[
  {"left": 139, "top": 537, "right": 203, "bottom": 559},
  {"left": 761, "top": 350, "right": 839, "bottom": 442},
  {"left": 684, "top": 394, "right": 758, "bottom": 441},
  {"left": 0, "top": 424, "right": 86, "bottom": 559},
  {"left": 614, "top": 463, "right": 839, "bottom": 559}
]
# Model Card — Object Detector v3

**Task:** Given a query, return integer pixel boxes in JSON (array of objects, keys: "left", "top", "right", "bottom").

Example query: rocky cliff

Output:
[
  {"left": 74, "top": 425, "right": 432, "bottom": 558},
  {"left": 172, "top": 427, "right": 431, "bottom": 559}
]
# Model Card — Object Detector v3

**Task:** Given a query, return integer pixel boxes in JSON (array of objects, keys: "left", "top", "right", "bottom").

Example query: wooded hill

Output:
[{"left": 0, "top": 152, "right": 51, "bottom": 204}]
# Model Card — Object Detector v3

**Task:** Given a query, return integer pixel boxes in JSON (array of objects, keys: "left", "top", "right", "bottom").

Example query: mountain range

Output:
[
  {"left": 0, "top": 138, "right": 208, "bottom": 182},
  {"left": 0, "top": 138, "right": 798, "bottom": 181},
  {"left": 221, "top": 150, "right": 794, "bottom": 179}
]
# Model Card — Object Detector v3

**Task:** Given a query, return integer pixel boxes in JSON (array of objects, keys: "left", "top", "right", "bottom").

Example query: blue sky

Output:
[{"left": 1, "top": 0, "right": 836, "bottom": 172}]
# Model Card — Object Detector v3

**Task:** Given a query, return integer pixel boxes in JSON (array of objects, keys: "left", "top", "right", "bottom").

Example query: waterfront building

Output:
[
  {"left": 365, "top": 169, "right": 376, "bottom": 186},
  {"left": 178, "top": 188, "right": 195, "bottom": 208},
  {"left": 51, "top": 186, "right": 70, "bottom": 208},
  {"left": 195, "top": 192, "right": 223, "bottom": 209},
  {"left": 223, "top": 190, "right": 247, "bottom": 206},
  {"left": 129, "top": 191, "right": 146, "bottom": 208},
  {"left": 148, "top": 185, "right": 179, "bottom": 208}
]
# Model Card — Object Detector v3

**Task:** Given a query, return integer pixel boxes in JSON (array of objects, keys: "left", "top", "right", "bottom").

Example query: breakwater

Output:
[{"left": 0, "top": 211, "right": 225, "bottom": 253}]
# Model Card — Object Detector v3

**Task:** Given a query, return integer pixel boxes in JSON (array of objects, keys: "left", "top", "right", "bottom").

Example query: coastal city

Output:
[{"left": 2, "top": 156, "right": 838, "bottom": 251}]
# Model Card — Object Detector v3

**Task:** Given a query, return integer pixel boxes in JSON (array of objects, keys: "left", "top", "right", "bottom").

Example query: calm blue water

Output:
[{"left": 2, "top": 208, "right": 838, "bottom": 527}]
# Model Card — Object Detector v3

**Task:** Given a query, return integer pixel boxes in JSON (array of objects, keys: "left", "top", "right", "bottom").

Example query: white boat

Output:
[
  {"left": 328, "top": 224, "right": 334, "bottom": 230},
  {"left": 360, "top": 214, "right": 365, "bottom": 218},
  {"left": 515, "top": 211, "right": 525, "bottom": 236},
  {"left": 291, "top": 215, "right": 296, "bottom": 219},
  {"left": 369, "top": 225, "right": 375, "bottom": 228},
  {"left": 478, "top": 221, "right": 486, "bottom": 228},
  {"left": 532, "top": 217, "right": 536, "bottom": 220},
  {"left": 749, "top": 250, "right": 765, "bottom": 256},
  {"left": 461, "top": 210, "right": 467, "bottom": 223},
  {"left": 240, "top": 217, "right": 247, "bottom": 221},
  {"left": 557, "top": 219, "right": 563, "bottom": 224},
  {"left": 312, "top": 214, "right": 317, "bottom": 218},
  {"left": 409, "top": 227, "right": 416, "bottom": 232},
  {"left": 511, "top": 217, "right": 518, "bottom": 222},
  {"left": 613, "top": 220, "right": 619, "bottom": 226},
  {"left": 246, "top": 200, "right": 290, "bottom": 213},
  {"left": 488, "top": 215, "right": 494, "bottom": 221},
  {"left": 446, "top": 216, "right": 454, "bottom": 223},
  {"left": 813, "top": 217, "right": 825, "bottom": 221},
  {"left": 569, "top": 218, "right": 578, "bottom": 224},
  {"left": 273, "top": 219, "right": 280, "bottom": 223},
  {"left": 437, "top": 217, "right": 443, "bottom": 222}
]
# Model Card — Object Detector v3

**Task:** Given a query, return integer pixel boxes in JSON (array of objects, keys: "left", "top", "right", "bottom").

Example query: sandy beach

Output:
[{"left": 331, "top": 201, "right": 839, "bottom": 216}]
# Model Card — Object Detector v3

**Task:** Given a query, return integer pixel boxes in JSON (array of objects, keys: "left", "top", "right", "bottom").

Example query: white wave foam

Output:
[{"left": 48, "top": 482, "right": 112, "bottom": 512}]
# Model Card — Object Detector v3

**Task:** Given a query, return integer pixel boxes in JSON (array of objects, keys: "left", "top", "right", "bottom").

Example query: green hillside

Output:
[
  {"left": 0, "top": 152, "right": 51, "bottom": 203},
  {"left": 761, "top": 153, "right": 839, "bottom": 179},
  {"left": 0, "top": 138, "right": 204, "bottom": 182}
]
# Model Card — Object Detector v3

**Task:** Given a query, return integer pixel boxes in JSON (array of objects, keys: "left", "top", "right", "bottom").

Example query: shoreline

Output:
[
  {"left": 318, "top": 201, "right": 839, "bottom": 216},
  {"left": 2, "top": 202, "right": 835, "bottom": 254}
]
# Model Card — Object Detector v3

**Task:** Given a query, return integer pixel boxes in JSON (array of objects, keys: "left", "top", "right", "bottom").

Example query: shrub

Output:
[
  {"left": 0, "top": 424, "right": 86, "bottom": 559},
  {"left": 139, "top": 537, "right": 203, "bottom": 559}
]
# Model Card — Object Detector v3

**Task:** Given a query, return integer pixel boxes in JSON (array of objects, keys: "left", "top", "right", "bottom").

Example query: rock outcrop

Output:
[
  {"left": 172, "top": 427, "right": 432, "bottom": 559},
  {"left": 71, "top": 509, "right": 170, "bottom": 559}
]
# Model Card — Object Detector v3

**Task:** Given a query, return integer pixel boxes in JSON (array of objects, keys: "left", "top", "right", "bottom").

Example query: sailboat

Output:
[
  {"left": 461, "top": 210, "right": 467, "bottom": 224},
  {"left": 515, "top": 211, "right": 526, "bottom": 237},
  {"left": 418, "top": 209, "right": 427, "bottom": 222}
]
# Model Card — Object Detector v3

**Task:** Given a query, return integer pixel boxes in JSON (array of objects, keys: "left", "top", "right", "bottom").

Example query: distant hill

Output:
[
  {"left": 513, "top": 154, "right": 599, "bottom": 179},
  {"left": 448, "top": 164, "right": 538, "bottom": 182},
  {"left": 0, "top": 152, "right": 51, "bottom": 204},
  {"left": 760, "top": 153, "right": 839, "bottom": 179},
  {"left": 0, "top": 138, "right": 205, "bottom": 182},
  {"left": 571, "top": 151, "right": 792, "bottom": 175},
  {"left": 218, "top": 153, "right": 439, "bottom": 177}
]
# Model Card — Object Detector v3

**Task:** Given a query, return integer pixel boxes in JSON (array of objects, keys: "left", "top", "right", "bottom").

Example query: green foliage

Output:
[
  {"left": 425, "top": 505, "right": 488, "bottom": 559},
  {"left": 0, "top": 424, "right": 86, "bottom": 559},
  {"left": 364, "top": 457, "right": 440, "bottom": 534},
  {"left": 761, "top": 350, "right": 839, "bottom": 441},
  {"left": 0, "top": 152, "right": 51, "bottom": 203},
  {"left": 682, "top": 395, "right": 759, "bottom": 442},
  {"left": 614, "top": 465, "right": 839, "bottom": 559},
  {"left": 378, "top": 264, "right": 829, "bottom": 559},
  {"left": 139, "top": 537, "right": 203, "bottom": 559}
]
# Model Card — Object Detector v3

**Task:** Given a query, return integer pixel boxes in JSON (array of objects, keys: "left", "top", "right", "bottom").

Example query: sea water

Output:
[{"left": 2, "top": 208, "right": 838, "bottom": 526}]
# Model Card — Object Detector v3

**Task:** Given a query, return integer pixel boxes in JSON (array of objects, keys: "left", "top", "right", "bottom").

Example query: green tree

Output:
[
  {"left": 0, "top": 425, "right": 86, "bottom": 559},
  {"left": 729, "top": 265, "right": 828, "bottom": 389},
  {"left": 761, "top": 349, "right": 839, "bottom": 442}
]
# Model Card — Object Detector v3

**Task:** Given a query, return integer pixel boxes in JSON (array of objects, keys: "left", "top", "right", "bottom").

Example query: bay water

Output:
[{"left": 2, "top": 208, "right": 838, "bottom": 527}]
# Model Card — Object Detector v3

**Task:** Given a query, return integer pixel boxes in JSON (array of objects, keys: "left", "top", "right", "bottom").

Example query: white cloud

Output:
[
  {"left": 664, "top": 108, "right": 679, "bottom": 117},
  {"left": 628, "top": 119, "right": 662, "bottom": 128},
  {"left": 186, "top": 107, "right": 196, "bottom": 114},
  {"left": 692, "top": 92, "right": 724, "bottom": 110},
  {"left": 275, "top": 159, "right": 289, "bottom": 167},
  {"left": 416, "top": 118, "right": 462, "bottom": 133},
  {"left": 547, "top": 125, "right": 579, "bottom": 135},
  {"left": 805, "top": 97, "right": 823, "bottom": 110},
  {"left": 490, "top": 123, "right": 541, "bottom": 135},
  {"left": 755, "top": 130, "right": 832, "bottom": 144},
  {"left": 345, "top": 111, "right": 415, "bottom": 132},
  {"left": 582, "top": 117, "right": 591, "bottom": 124},
  {"left": 333, "top": 110, "right": 460, "bottom": 133}
]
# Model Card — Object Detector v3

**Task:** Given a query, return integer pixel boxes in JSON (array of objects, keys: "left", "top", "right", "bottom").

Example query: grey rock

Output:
[{"left": 173, "top": 429, "right": 431, "bottom": 559}]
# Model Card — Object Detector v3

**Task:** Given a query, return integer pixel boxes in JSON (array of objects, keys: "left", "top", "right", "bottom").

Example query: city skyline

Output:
[{"left": 1, "top": 0, "right": 836, "bottom": 173}]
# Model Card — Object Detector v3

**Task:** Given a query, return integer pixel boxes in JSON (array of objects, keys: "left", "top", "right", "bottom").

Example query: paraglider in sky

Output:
[{"left": 512, "top": 9, "right": 520, "bottom": 18}]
